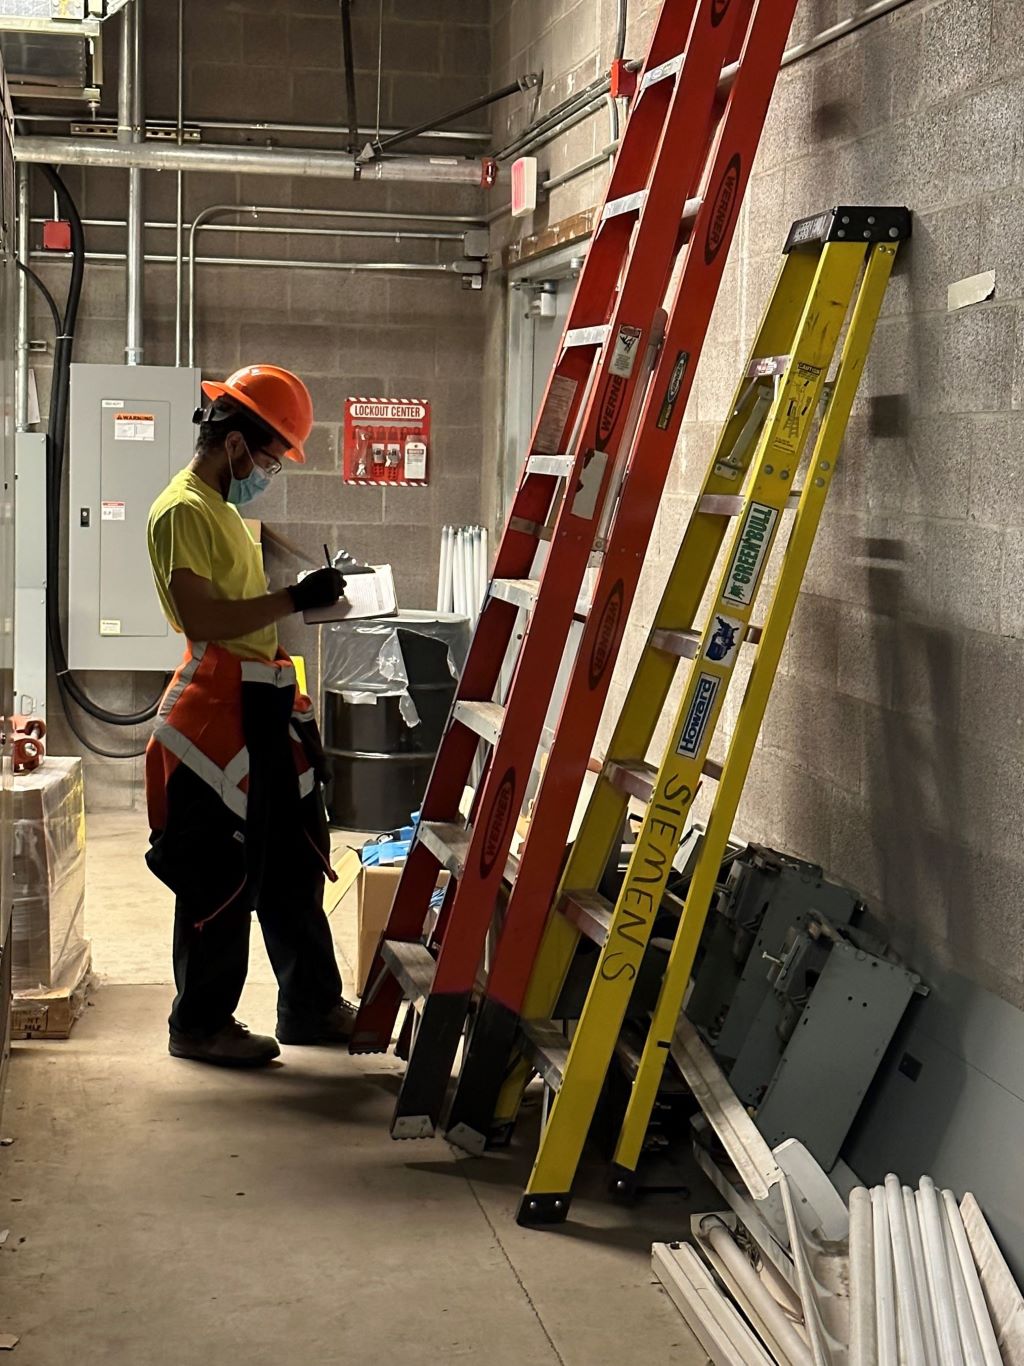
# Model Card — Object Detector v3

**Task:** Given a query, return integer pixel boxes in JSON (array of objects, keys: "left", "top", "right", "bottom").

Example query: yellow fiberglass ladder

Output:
[{"left": 499, "top": 203, "right": 911, "bottom": 1226}]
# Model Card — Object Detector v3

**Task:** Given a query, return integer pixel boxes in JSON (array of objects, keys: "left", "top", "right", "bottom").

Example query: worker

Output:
[{"left": 145, "top": 364, "right": 356, "bottom": 1069}]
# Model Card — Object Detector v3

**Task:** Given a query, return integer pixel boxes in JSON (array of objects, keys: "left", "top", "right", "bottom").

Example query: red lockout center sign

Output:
[{"left": 343, "top": 397, "right": 430, "bottom": 486}]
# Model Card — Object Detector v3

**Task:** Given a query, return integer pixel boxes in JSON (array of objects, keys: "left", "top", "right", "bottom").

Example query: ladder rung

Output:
[
  {"left": 717, "top": 60, "right": 740, "bottom": 96},
  {"left": 560, "top": 890, "right": 615, "bottom": 946},
  {"left": 417, "top": 820, "right": 472, "bottom": 877},
  {"left": 651, "top": 624, "right": 764, "bottom": 658},
  {"left": 381, "top": 940, "right": 436, "bottom": 1008},
  {"left": 564, "top": 324, "right": 610, "bottom": 349},
  {"left": 651, "top": 628, "right": 700, "bottom": 660},
  {"left": 607, "top": 755, "right": 723, "bottom": 803},
  {"left": 606, "top": 758, "right": 658, "bottom": 802},
  {"left": 490, "top": 578, "right": 540, "bottom": 610},
  {"left": 602, "top": 189, "right": 647, "bottom": 222},
  {"left": 520, "top": 1020, "right": 570, "bottom": 1091},
  {"left": 747, "top": 354, "right": 791, "bottom": 378},
  {"left": 699, "top": 492, "right": 801, "bottom": 516},
  {"left": 526, "top": 453, "right": 574, "bottom": 477},
  {"left": 453, "top": 700, "right": 505, "bottom": 746},
  {"left": 640, "top": 52, "right": 684, "bottom": 91}
]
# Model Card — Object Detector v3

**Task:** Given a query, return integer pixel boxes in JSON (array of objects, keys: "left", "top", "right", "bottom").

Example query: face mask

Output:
[{"left": 226, "top": 440, "right": 273, "bottom": 507}]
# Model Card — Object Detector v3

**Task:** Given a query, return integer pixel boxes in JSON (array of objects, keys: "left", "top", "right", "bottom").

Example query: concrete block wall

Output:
[
  {"left": 487, "top": 0, "right": 1024, "bottom": 1016},
  {"left": 24, "top": 0, "right": 491, "bottom": 809}
]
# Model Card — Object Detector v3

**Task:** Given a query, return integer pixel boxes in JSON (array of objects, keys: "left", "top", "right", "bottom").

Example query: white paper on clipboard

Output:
[{"left": 302, "top": 564, "right": 398, "bottom": 623}]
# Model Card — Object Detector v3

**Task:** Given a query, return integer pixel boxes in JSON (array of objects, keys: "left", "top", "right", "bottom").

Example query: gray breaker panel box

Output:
[{"left": 68, "top": 363, "right": 200, "bottom": 671}]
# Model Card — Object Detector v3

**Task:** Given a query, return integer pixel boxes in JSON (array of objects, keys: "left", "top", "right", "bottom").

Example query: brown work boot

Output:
[
  {"left": 169, "top": 1018, "right": 281, "bottom": 1068},
  {"left": 276, "top": 999, "right": 358, "bottom": 1045}
]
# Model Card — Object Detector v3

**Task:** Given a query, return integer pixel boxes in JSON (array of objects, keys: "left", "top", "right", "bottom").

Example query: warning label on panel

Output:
[
  {"left": 99, "top": 619, "right": 122, "bottom": 636},
  {"left": 114, "top": 412, "right": 156, "bottom": 441},
  {"left": 101, "top": 501, "right": 126, "bottom": 521}
]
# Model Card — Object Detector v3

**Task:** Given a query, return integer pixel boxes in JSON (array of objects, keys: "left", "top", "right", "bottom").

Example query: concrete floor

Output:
[{"left": 0, "top": 812, "right": 710, "bottom": 1364}]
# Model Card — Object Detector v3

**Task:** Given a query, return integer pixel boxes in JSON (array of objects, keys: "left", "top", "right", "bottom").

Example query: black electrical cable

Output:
[
  {"left": 34, "top": 165, "right": 168, "bottom": 752},
  {"left": 16, "top": 259, "right": 60, "bottom": 333}
]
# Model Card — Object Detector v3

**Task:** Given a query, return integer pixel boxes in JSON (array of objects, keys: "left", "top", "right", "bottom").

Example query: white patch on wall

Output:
[{"left": 947, "top": 269, "right": 996, "bottom": 311}]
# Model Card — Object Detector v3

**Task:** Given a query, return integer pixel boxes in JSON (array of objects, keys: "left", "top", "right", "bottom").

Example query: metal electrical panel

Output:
[{"left": 68, "top": 363, "right": 200, "bottom": 671}]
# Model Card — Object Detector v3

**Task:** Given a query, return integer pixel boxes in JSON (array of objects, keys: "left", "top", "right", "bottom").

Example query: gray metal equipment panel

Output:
[
  {"left": 754, "top": 941, "right": 919, "bottom": 1170},
  {"left": 68, "top": 363, "right": 200, "bottom": 671}
]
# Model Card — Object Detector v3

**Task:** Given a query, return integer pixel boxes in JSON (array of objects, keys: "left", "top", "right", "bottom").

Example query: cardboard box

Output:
[
  {"left": 12, "top": 947, "right": 92, "bottom": 1040},
  {"left": 354, "top": 865, "right": 449, "bottom": 995}
]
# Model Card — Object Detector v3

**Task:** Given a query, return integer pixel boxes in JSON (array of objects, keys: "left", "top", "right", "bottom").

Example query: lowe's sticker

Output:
[
  {"left": 677, "top": 673, "right": 720, "bottom": 759},
  {"left": 723, "top": 502, "right": 778, "bottom": 607},
  {"left": 704, "top": 613, "right": 745, "bottom": 666},
  {"left": 609, "top": 324, "right": 642, "bottom": 378}
]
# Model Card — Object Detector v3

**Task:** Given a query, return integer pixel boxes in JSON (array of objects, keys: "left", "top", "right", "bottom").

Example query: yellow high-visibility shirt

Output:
[{"left": 147, "top": 466, "right": 278, "bottom": 662}]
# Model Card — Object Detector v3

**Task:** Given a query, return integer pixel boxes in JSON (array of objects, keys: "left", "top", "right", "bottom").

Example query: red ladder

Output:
[
  {"left": 443, "top": 0, "right": 799, "bottom": 1154},
  {"left": 350, "top": 0, "right": 793, "bottom": 1142}
]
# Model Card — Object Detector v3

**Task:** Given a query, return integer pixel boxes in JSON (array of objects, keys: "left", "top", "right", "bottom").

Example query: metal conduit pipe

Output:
[
  {"left": 183, "top": 200, "right": 475, "bottom": 364},
  {"left": 32, "top": 215, "right": 468, "bottom": 241},
  {"left": 34, "top": 249, "right": 464, "bottom": 274},
  {"left": 14, "top": 113, "right": 492, "bottom": 143},
  {"left": 16, "top": 163, "right": 30, "bottom": 432},
  {"left": 12, "top": 137, "right": 486, "bottom": 183},
  {"left": 118, "top": 0, "right": 144, "bottom": 364},
  {"left": 174, "top": 0, "right": 185, "bottom": 364}
]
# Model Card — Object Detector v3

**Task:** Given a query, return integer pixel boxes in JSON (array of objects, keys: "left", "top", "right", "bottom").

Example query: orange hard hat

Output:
[{"left": 201, "top": 364, "right": 313, "bottom": 463}]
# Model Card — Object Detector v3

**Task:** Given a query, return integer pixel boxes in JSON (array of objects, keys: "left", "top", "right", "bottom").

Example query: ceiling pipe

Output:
[
  {"left": 118, "top": 0, "right": 144, "bottom": 364},
  {"left": 12, "top": 135, "right": 489, "bottom": 183}
]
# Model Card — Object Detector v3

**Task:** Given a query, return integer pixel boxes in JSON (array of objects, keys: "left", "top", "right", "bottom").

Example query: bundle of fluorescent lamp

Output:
[{"left": 436, "top": 525, "right": 488, "bottom": 619}]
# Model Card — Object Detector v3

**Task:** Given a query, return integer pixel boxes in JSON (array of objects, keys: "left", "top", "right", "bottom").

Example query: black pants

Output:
[{"left": 169, "top": 859, "right": 343, "bottom": 1037}]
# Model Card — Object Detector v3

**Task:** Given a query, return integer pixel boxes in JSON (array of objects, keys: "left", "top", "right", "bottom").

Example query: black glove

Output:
[{"left": 287, "top": 567, "right": 346, "bottom": 613}]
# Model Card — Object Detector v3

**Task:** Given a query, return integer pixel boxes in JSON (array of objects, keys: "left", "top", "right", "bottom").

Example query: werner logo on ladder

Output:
[{"left": 351, "top": 0, "right": 802, "bottom": 1146}]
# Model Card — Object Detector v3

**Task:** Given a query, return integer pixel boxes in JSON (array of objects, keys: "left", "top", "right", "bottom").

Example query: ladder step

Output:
[
  {"left": 490, "top": 578, "right": 540, "bottom": 610},
  {"left": 651, "top": 624, "right": 764, "bottom": 659},
  {"left": 381, "top": 940, "right": 437, "bottom": 1008},
  {"left": 606, "top": 758, "right": 659, "bottom": 802},
  {"left": 640, "top": 52, "right": 684, "bottom": 91},
  {"left": 699, "top": 492, "right": 801, "bottom": 516},
  {"left": 453, "top": 700, "right": 505, "bottom": 746},
  {"left": 747, "top": 353, "right": 791, "bottom": 378},
  {"left": 526, "top": 453, "right": 574, "bottom": 478},
  {"left": 560, "top": 889, "right": 615, "bottom": 946},
  {"left": 417, "top": 820, "right": 472, "bottom": 877},
  {"left": 606, "top": 755, "right": 723, "bottom": 803},
  {"left": 650, "top": 628, "right": 700, "bottom": 660},
  {"left": 520, "top": 1020, "right": 570, "bottom": 1091},
  {"left": 564, "top": 324, "right": 610, "bottom": 349},
  {"left": 602, "top": 189, "right": 647, "bottom": 222}
]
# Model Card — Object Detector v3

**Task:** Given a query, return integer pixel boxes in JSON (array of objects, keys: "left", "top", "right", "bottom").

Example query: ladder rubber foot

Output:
[
  {"left": 609, "top": 1164, "right": 640, "bottom": 1204},
  {"left": 516, "top": 1192, "right": 572, "bottom": 1227},
  {"left": 487, "top": 1121, "right": 515, "bottom": 1149},
  {"left": 443, "top": 996, "right": 522, "bottom": 1146},
  {"left": 445, "top": 1122, "right": 488, "bottom": 1156},
  {"left": 390, "top": 1115, "right": 436, "bottom": 1140},
  {"left": 347, "top": 1038, "right": 392, "bottom": 1055}
]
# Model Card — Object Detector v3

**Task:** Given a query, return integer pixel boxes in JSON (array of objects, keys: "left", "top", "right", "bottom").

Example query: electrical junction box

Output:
[{"left": 68, "top": 363, "right": 200, "bottom": 671}]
